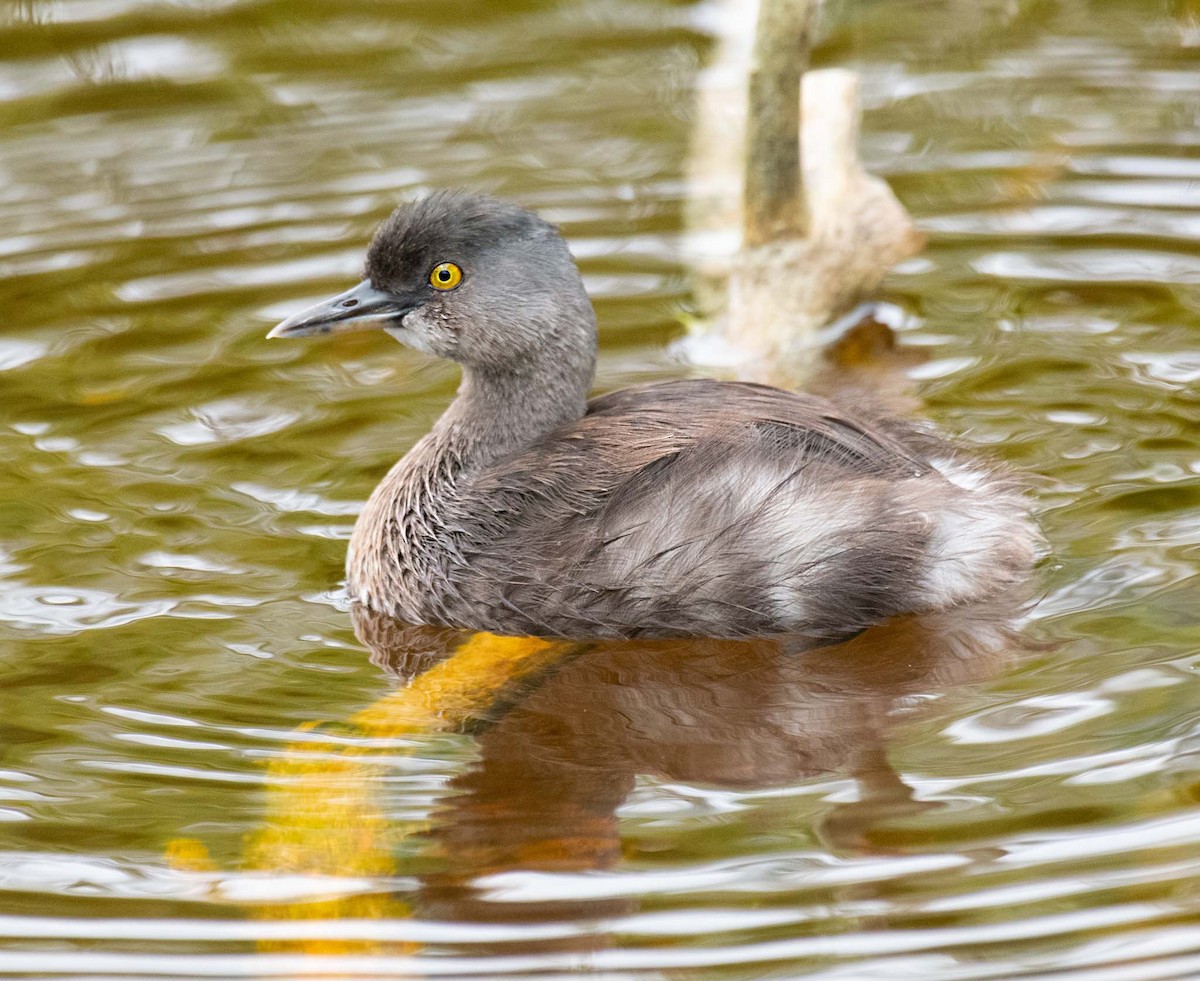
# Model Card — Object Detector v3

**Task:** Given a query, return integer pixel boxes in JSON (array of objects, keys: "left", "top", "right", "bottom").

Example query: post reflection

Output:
[
  {"left": 353, "top": 594, "right": 1029, "bottom": 941},
  {"left": 175, "top": 591, "right": 1034, "bottom": 960}
]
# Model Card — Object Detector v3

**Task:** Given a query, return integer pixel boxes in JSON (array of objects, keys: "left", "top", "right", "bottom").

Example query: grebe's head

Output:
[{"left": 268, "top": 191, "right": 596, "bottom": 376}]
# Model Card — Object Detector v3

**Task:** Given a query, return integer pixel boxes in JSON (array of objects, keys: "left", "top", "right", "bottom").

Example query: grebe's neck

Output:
[
  {"left": 346, "top": 355, "right": 594, "bottom": 616},
  {"left": 427, "top": 358, "right": 592, "bottom": 471}
]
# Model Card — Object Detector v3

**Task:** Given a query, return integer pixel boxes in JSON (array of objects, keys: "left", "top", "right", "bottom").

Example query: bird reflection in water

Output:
[{"left": 166, "top": 587, "right": 1033, "bottom": 961}]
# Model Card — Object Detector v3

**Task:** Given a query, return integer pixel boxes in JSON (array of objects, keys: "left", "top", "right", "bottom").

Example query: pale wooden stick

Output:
[
  {"left": 730, "top": 69, "right": 925, "bottom": 361},
  {"left": 685, "top": 0, "right": 925, "bottom": 370},
  {"left": 743, "top": 0, "right": 819, "bottom": 246}
]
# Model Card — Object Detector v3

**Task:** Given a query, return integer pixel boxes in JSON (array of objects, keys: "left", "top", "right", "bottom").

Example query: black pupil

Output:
[{"left": 438, "top": 268, "right": 451, "bottom": 281}]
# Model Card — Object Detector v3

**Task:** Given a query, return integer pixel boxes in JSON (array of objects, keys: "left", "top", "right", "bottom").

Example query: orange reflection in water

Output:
[{"left": 166, "top": 589, "right": 1032, "bottom": 961}]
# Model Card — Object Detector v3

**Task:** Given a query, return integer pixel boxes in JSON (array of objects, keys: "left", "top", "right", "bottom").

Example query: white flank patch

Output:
[
  {"left": 929, "top": 456, "right": 990, "bottom": 493},
  {"left": 914, "top": 470, "right": 1038, "bottom": 609}
]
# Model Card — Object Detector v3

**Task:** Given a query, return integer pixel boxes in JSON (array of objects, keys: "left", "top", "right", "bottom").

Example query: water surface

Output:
[{"left": 2, "top": 0, "right": 1200, "bottom": 978}]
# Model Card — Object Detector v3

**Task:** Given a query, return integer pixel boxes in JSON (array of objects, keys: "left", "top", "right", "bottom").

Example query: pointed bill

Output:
[{"left": 267, "top": 280, "right": 414, "bottom": 338}]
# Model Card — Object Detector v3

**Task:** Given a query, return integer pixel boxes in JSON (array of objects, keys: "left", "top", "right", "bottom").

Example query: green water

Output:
[{"left": 2, "top": 0, "right": 1200, "bottom": 977}]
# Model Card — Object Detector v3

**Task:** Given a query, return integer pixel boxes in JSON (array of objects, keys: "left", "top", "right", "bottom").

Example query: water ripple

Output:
[
  {"left": 1, "top": 0, "right": 1199, "bottom": 978},
  {"left": 0, "top": 587, "right": 174, "bottom": 635}
]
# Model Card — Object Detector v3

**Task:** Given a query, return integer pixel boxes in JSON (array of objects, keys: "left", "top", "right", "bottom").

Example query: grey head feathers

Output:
[
  {"left": 364, "top": 191, "right": 597, "bottom": 381},
  {"left": 365, "top": 191, "right": 558, "bottom": 288}
]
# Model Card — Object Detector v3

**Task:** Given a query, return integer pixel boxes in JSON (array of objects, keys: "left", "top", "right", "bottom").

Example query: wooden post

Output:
[
  {"left": 731, "top": 68, "right": 925, "bottom": 361},
  {"left": 685, "top": 0, "right": 925, "bottom": 371},
  {"left": 743, "top": 0, "right": 820, "bottom": 246}
]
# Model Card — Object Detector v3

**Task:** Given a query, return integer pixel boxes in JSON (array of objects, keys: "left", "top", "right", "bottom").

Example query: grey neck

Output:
[
  {"left": 347, "top": 318, "right": 595, "bottom": 614},
  {"left": 428, "top": 355, "right": 594, "bottom": 473}
]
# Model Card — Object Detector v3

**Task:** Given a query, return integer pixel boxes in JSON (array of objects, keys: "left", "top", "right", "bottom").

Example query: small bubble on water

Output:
[{"left": 40, "top": 593, "right": 83, "bottom": 606}]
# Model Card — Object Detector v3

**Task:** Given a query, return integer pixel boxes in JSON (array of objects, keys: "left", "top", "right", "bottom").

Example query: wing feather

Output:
[{"left": 452, "top": 380, "right": 947, "bottom": 637}]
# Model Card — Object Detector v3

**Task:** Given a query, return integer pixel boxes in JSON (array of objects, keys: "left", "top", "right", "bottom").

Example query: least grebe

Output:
[{"left": 270, "top": 192, "right": 1038, "bottom": 639}]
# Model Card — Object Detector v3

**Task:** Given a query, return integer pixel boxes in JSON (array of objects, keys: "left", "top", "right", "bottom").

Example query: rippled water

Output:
[{"left": 3, "top": 0, "right": 1200, "bottom": 977}]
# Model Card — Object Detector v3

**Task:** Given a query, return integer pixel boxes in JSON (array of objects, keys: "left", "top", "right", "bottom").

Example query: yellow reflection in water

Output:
[
  {"left": 170, "top": 629, "right": 569, "bottom": 957},
  {"left": 169, "top": 591, "right": 1029, "bottom": 961}
]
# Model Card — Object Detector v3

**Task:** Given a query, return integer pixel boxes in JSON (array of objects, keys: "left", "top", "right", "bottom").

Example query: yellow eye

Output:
[{"left": 429, "top": 261, "right": 463, "bottom": 291}]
